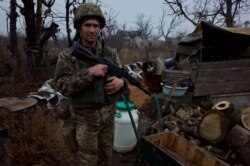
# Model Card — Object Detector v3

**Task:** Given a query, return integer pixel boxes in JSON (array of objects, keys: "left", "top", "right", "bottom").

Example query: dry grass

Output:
[
  {"left": 0, "top": 108, "right": 72, "bottom": 165},
  {"left": 0, "top": 81, "right": 43, "bottom": 98},
  {"left": 118, "top": 47, "right": 174, "bottom": 64}
]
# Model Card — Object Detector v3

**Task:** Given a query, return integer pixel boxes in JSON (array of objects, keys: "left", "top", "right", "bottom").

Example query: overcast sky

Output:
[{"left": 0, "top": 0, "right": 194, "bottom": 36}]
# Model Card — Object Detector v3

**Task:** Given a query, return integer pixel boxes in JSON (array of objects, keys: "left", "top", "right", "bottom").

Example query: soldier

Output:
[{"left": 54, "top": 3, "right": 130, "bottom": 166}]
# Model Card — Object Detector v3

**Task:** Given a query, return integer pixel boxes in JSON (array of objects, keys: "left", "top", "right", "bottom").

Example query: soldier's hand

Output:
[
  {"left": 104, "top": 76, "right": 124, "bottom": 95},
  {"left": 88, "top": 64, "right": 108, "bottom": 77}
]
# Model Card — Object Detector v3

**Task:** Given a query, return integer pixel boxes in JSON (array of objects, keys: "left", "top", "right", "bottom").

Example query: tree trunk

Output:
[
  {"left": 35, "top": 0, "right": 43, "bottom": 47},
  {"left": 39, "top": 22, "right": 59, "bottom": 48},
  {"left": 21, "top": 0, "right": 41, "bottom": 77},
  {"left": 225, "top": 0, "right": 234, "bottom": 27},
  {"left": 22, "top": 0, "right": 37, "bottom": 47},
  {"left": 9, "top": 0, "right": 20, "bottom": 67},
  {"left": 66, "top": 0, "right": 72, "bottom": 47}
]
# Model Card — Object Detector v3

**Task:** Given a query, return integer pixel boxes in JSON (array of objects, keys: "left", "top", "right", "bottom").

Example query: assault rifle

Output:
[{"left": 70, "top": 42, "right": 151, "bottom": 96}]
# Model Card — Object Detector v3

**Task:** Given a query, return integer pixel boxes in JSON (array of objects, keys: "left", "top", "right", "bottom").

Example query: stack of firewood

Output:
[{"left": 158, "top": 101, "right": 250, "bottom": 165}]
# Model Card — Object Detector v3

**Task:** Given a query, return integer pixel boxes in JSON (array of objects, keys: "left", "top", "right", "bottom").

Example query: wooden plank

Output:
[
  {"left": 195, "top": 67, "right": 250, "bottom": 83},
  {"left": 197, "top": 59, "right": 250, "bottom": 69},
  {"left": 145, "top": 132, "right": 229, "bottom": 166},
  {"left": 163, "top": 149, "right": 196, "bottom": 166},
  {"left": 194, "top": 80, "right": 250, "bottom": 96}
]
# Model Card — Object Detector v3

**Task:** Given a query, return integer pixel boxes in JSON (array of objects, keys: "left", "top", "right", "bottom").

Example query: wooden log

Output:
[
  {"left": 213, "top": 100, "right": 233, "bottom": 117},
  {"left": 226, "top": 124, "right": 250, "bottom": 147},
  {"left": 241, "top": 107, "right": 250, "bottom": 130},
  {"left": 163, "top": 121, "right": 178, "bottom": 131},
  {"left": 224, "top": 123, "right": 250, "bottom": 165},
  {"left": 196, "top": 110, "right": 229, "bottom": 143},
  {"left": 162, "top": 115, "right": 184, "bottom": 131},
  {"left": 185, "top": 117, "right": 200, "bottom": 126},
  {"left": 239, "top": 142, "right": 250, "bottom": 165},
  {"left": 175, "top": 106, "right": 191, "bottom": 121},
  {"left": 179, "top": 125, "right": 196, "bottom": 136},
  {"left": 230, "top": 108, "right": 244, "bottom": 125},
  {"left": 199, "top": 101, "right": 213, "bottom": 110},
  {"left": 230, "top": 107, "right": 250, "bottom": 130}
]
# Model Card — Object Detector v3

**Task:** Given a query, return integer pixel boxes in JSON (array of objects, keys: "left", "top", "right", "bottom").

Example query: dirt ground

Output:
[{"left": 110, "top": 148, "right": 138, "bottom": 166}]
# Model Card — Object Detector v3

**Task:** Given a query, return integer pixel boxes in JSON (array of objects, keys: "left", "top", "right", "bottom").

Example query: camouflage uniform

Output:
[{"left": 54, "top": 4, "right": 129, "bottom": 165}]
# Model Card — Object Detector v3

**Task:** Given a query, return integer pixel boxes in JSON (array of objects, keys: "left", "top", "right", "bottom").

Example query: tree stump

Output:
[{"left": 0, "top": 97, "right": 38, "bottom": 129}]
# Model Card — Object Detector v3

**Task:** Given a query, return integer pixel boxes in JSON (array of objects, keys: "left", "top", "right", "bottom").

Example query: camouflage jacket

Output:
[{"left": 54, "top": 41, "right": 130, "bottom": 109}]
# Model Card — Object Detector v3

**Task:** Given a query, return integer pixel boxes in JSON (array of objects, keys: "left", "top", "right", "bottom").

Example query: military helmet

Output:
[{"left": 73, "top": 3, "right": 106, "bottom": 29}]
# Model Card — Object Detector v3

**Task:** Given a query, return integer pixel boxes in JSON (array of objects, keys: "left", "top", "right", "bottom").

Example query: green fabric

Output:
[
  {"left": 54, "top": 61, "right": 66, "bottom": 80},
  {"left": 69, "top": 77, "right": 106, "bottom": 108},
  {"left": 68, "top": 60, "right": 119, "bottom": 108},
  {"left": 69, "top": 60, "right": 106, "bottom": 108}
]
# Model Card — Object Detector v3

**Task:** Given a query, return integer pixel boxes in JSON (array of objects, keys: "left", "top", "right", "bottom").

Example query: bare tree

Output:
[
  {"left": 65, "top": 0, "right": 76, "bottom": 47},
  {"left": 175, "top": 30, "right": 188, "bottom": 41},
  {"left": 15, "top": 0, "right": 56, "bottom": 48},
  {"left": 134, "top": 13, "right": 153, "bottom": 40},
  {"left": 158, "top": 7, "right": 181, "bottom": 43},
  {"left": 9, "top": 0, "right": 20, "bottom": 66},
  {"left": 103, "top": 9, "right": 119, "bottom": 38},
  {"left": 163, "top": 0, "right": 250, "bottom": 27},
  {"left": 14, "top": 0, "right": 56, "bottom": 76}
]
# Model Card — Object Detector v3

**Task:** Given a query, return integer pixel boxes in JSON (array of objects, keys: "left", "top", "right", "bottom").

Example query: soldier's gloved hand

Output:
[{"left": 88, "top": 64, "right": 108, "bottom": 77}]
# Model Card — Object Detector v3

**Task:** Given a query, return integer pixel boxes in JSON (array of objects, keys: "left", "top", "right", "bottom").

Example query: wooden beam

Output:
[
  {"left": 194, "top": 80, "right": 250, "bottom": 96},
  {"left": 195, "top": 67, "right": 250, "bottom": 83},
  {"left": 197, "top": 59, "right": 250, "bottom": 69}
]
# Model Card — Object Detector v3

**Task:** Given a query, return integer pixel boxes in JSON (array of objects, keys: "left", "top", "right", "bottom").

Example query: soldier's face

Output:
[{"left": 80, "top": 19, "right": 100, "bottom": 46}]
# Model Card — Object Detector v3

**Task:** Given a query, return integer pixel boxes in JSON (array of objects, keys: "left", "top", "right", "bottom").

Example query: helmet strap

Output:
[
  {"left": 100, "top": 30, "right": 104, "bottom": 57},
  {"left": 73, "top": 30, "right": 80, "bottom": 42}
]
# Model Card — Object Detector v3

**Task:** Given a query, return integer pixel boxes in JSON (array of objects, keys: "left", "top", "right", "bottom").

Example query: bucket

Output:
[
  {"left": 161, "top": 83, "right": 188, "bottom": 97},
  {"left": 113, "top": 101, "right": 138, "bottom": 153}
]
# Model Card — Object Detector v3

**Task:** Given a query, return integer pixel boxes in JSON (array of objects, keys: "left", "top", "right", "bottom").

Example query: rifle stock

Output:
[{"left": 70, "top": 42, "right": 151, "bottom": 96}]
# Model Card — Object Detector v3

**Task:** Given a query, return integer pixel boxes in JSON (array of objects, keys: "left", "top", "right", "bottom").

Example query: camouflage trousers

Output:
[
  {"left": 66, "top": 104, "right": 115, "bottom": 166},
  {"left": 76, "top": 119, "right": 114, "bottom": 166}
]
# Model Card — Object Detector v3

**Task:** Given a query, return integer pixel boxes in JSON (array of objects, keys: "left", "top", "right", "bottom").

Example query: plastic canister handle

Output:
[{"left": 115, "top": 110, "right": 121, "bottom": 118}]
